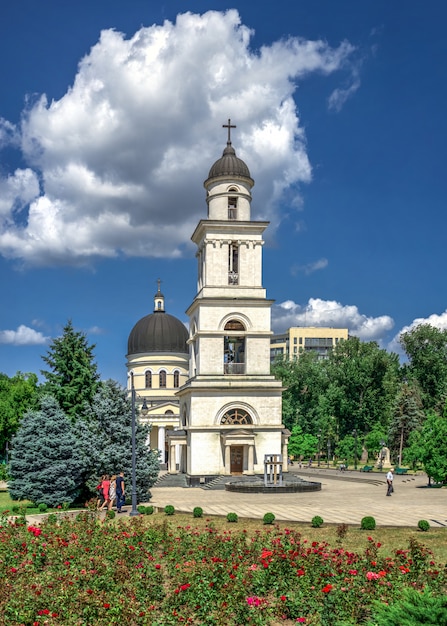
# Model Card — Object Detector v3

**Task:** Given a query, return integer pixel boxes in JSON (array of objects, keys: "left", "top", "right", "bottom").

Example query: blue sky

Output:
[{"left": 1, "top": 0, "right": 446, "bottom": 385}]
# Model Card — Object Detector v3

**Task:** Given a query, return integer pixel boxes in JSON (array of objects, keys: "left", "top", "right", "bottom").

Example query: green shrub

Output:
[
  {"left": 144, "top": 505, "right": 154, "bottom": 515},
  {"left": 227, "top": 512, "right": 238, "bottom": 523},
  {"left": 311, "top": 515, "right": 324, "bottom": 528},
  {"left": 263, "top": 512, "right": 275, "bottom": 525},
  {"left": 38, "top": 503, "right": 48, "bottom": 513},
  {"left": 361, "top": 516, "right": 376, "bottom": 530},
  {"left": 367, "top": 588, "right": 447, "bottom": 625},
  {"left": 12, "top": 505, "right": 20, "bottom": 514},
  {"left": 418, "top": 519, "right": 430, "bottom": 532},
  {"left": 46, "top": 513, "right": 58, "bottom": 524},
  {"left": 193, "top": 506, "right": 203, "bottom": 518},
  {"left": 164, "top": 505, "right": 175, "bottom": 516},
  {"left": 62, "top": 502, "right": 70, "bottom": 511},
  {"left": 137, "top": 505, "right": 146, "bottom": 514},
  {"left": 106, "top": 510, "right": 115, "bottom": 519}
]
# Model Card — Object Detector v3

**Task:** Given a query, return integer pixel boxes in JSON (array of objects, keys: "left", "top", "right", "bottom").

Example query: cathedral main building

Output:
[{"left": 127, "top": 123, "right": 288, "bottom": 485}]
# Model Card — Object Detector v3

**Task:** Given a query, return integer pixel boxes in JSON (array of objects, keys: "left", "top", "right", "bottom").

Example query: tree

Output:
[
  {"left": 0, "top": 372, "right": 39, "bottom": 459},
  {"left": 41, "top": 320, "right": 100, "bottom": 420},
  {"left": 79, "top": 380, "right": 159, "bottom": 502},
  {"left": 287, "top": 425, "right": 318, "bottom": 460},
  {"left": 388, "top": 383, "right": 424, "bottom": 465},
  {"left": 9, "top": 395, "right": 83, "bottom": 506},
  {"left": 271, "top": 352, "right": 327, "bottom": 432},
  {"left": 400, "top": 324, "right": 447, "bottom": 413},
  {"left": 324, "top": 337, "right": 400, "bottom": 438},
  {"left": 416, "top": 412, "right": 447, "bottom": 483}
]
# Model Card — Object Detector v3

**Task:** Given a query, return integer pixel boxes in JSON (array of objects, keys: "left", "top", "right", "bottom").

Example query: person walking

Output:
[
  {"left": 108, "top": 475, "right": 117, "bottom": 511},
  {"left": 386, "top": 468, "right": 394, "bottom": 496},
  {"left": 96, "top": 475, "right": 106, "bottom": 510},
  {"left": 116, "top": 471, "right": 125, "bottom": 513},
  {"left": 99, "top": 474, "right": 110, "bottom": 511}
]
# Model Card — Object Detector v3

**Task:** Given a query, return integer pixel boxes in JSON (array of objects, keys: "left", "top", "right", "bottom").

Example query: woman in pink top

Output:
[{"left": 99, "top": 475, "right": 110, "bottom": 511}]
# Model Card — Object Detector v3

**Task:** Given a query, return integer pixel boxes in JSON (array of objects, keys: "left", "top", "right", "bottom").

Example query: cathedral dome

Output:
[
  {"left": 205, "top": 142, "right": 253, "bottom": 185},
  {"left": 127, "top": 311, "right": 188, "bottom": 355},
  {"left": 127, "top": 284, "right": 188, "bottom": 355}
]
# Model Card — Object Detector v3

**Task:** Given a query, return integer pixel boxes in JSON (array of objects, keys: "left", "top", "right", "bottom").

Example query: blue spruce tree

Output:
[{"left": 9, "top": 395, "right": 83, "bottom": 506}]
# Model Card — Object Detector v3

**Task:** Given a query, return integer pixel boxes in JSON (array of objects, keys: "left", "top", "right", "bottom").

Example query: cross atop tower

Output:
[
  {"left": 223, "top": 118, "right": 236, "bottom": 144},
  {"left": 156, "top": 277, "right": 162, "bottom": 293}
]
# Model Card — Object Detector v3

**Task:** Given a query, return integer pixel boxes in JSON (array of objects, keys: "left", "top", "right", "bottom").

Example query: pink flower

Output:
[
  {"left": 297, "top": 619, "right": 306, "bottom": 624},
  {"left": 366, "top": 572, "right": 379, "bottom": 580},
  {"left": 155, "top": 564, "right": 161, "bottom": 569},
  {"left": 322, "top": 584, "right": 333, "bottom": 593}
]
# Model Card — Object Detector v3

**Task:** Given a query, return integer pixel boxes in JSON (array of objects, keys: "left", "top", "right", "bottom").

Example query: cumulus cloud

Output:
[
  {"left": 272, "top": 297, "right": 394, "bottom": 342},
  {"left": 387, "top": 309, "right": 447, "bottom": 354},
  {"left": 0, "top": 324, "right": 49, "bottom": 345},
  {"left": 0, "top": 9, "right": 356, "bottom": 266},
  {"left": 328, "top": 67, "right": 361, "bottom": 112}
]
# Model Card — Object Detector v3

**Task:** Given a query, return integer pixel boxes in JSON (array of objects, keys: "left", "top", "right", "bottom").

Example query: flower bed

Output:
[{"left": 0, "top": 511, "right": 445, "bottom": 625}]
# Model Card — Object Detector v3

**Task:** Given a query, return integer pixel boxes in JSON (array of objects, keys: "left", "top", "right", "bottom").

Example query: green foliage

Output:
[
  {"left": 360, "top": 516, "right": 376, "bottom": 530},
  {"left": 38, "top": 503, "right": 48, "bottom": 513},
  {"left": 9, "top": 395, "right": 83, "bottom": 506},
  {"left": 418, "top": 519, "right": 430, "bottom": 532},
  {"left": 0, "top": 463, "right": 9, "bottom": 481},
  {"left": 164, "top": 505, "right": 175, "bottom": 515},
  {"left": 79, "top": 379, "right": 159, "bottom": 503},
  {"left": 193, "top": 506, "right": 203, "bottom": 518},
  {"left": 227, "top": 512, "right": 238, "bottom": 522},
  {"left": 263, "top": 512, "right": 275, "bottom": 525},
  {"left": 415, "top": 412, "right": 447, "bottom": 483},
  {"left": 389, "top": 382, "right": 424, "bottom": 463},
  {"left": 400, "top": 324, "right": 447, "bottom": 413},
  {"left": 311, "top": 515, "right": 323, "bottom": 528},
  {"left": 368, "top": 588, "right": 447, "bottom": 625},
  {"left": 106, "top": 509, "right": 115, "bottom": 519},
  {"left": 41, "top": 320, "right": 100, "bottom": 421},
  {"left": 0, "top": 372, "right": 39, "bottom": 457},
  {"left": 137, "top": 504, "right": 146, "bottom": 514},
  {"left": 287, "top": 425, "right": 318, "bottom": 459},
  {"left": 144, "top": 505, "right": 154, "bottom": 515}
]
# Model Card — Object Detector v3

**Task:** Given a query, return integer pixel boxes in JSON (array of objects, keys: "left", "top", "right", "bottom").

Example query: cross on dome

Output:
[{"left": 223, "top": 118, "right": 236, "bottom": 144}]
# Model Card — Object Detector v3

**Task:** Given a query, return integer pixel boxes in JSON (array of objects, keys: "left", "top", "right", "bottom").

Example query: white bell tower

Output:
[{"left": 177, "top": 121, "right": 286, "bottom": 485}]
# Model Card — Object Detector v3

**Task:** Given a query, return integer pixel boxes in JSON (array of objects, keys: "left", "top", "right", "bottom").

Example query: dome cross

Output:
[{"left": 223, "top": 119, "right": 236, "bottom": 144}]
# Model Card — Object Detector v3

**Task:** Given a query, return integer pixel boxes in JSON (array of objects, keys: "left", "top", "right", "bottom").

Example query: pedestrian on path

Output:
[
  {"left": 116, "top": 471, "right": 125, "bottom": 513},
  {"left": 386, "top": 468, "right": 394, "bottom": 496}
]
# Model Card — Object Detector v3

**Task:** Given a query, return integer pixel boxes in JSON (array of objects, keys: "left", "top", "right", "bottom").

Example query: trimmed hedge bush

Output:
[
  {"left": 227, "top": 512, "right": 238, "bottom": 523},
  {"left": 193, "top": 507, "right": 203, "bottom": 518},
  {"left": 311, "top": 515, "right": 324, "bottom": 528},
  {"left": 361, "top": 516, "right": 376, "bottom": 530},
  {"left": 263, "top": 512, "right": 275, "bottom": 525},
  {"left": 137, "top": 505, "right": 146, "bottom": 514},
  {"left": 418, "top": 519, "right": 430, "bottom": 532},
  {"left": 144, "top": 505, "right": 154, "bottom": 515},
  {"left": 164, "top": 505, "right": 175, "bottom": 516},
  {"left": 38, "top": 503, "right": 48, "bottom": 513}
]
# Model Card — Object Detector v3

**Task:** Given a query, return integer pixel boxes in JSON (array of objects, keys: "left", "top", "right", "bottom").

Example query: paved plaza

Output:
[{"left": 149, "top": 468, "right": 447, "bottom": 528}]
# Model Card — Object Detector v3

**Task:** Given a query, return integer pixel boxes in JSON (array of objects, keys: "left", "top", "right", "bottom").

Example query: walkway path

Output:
[{"left": 149, "top": 468, "right": 447, "bottom": 528}]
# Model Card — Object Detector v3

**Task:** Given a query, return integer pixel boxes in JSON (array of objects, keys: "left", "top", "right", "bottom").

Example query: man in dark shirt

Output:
[{"left": 116, "top": 471, "right": 125, "bottom": 512}]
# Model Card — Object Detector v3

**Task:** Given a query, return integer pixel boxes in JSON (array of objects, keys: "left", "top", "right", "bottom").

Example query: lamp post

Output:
[
  {"left": 317, "top": 429, "right": 321, "bottom": 467},
  {"left": 130, "top": 378, "right": 148, "bottom": 517},
  {"left": 353, "top": 428, "right": 358, "bottom": 470},
  {"left": 327, "top": 439, "right": 331, "bottom": 469}
]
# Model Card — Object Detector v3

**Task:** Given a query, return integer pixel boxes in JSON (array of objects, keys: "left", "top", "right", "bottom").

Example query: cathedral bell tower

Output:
[{"left": 176, "top": 121, "right": 287, "bottom": 485}]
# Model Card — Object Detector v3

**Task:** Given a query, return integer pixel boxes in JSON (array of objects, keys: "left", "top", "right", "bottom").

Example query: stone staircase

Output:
[{"left": 153, "top": 473, "right": 189, "bottom": 488}]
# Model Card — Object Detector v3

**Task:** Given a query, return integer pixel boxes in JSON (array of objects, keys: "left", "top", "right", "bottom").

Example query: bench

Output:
[
  {"left": 360, "top": 465, "right": 373, "bottom": 472},
  {"left": 395, "top": 467, "right": 409, "bottom": 475}
]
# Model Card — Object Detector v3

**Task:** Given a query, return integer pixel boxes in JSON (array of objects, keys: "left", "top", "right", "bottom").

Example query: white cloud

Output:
[
  {"left": 0, "top": 9, "right": 356, "bottom": 266},
  {"left": 388, "top": 309, "right": 447, "bottom": 354},
  {"left": 272, "top": 297, "right": 394, "bottom": 342},
  {"left": 328, "top": 69, "right": 361, "bottom": 112},
  {"left": 0, "top": 168, "right": 40, "bottom": 218},
  {"left": 290, "top": 257, "right": 328, "bottom": 276},
  {"left": 0, "top": 324, "right": 49, "bottom": 346}
]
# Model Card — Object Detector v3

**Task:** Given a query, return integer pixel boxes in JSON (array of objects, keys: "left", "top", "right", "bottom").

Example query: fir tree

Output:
[
  {"left": 389, "top": 382, "right": 424, "bottom": 465},
  {"left": 80, "top": 379, "right": 159, "bottom": 502},
  {"left": 41, "top": 320, "right": 100, "bottom": 421},
  {"left": 9, "top": 395, "right": 83, "bottom": 506}
]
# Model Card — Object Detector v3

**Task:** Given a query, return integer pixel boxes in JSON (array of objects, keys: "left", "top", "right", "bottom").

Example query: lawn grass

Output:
[{"left": 137, "top": 511, "right": 447, "bottom": 563}]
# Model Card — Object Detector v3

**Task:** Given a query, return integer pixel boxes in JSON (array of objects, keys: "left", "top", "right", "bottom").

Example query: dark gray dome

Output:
[
  {"left": 127, "top": 311, "right": 188, "bottom": 355},
  {"left": 205, "top": 143, "right": 253, "bottom": 184}
]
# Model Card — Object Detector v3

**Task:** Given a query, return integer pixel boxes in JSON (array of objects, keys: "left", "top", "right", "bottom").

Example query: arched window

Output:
[
  {"left": 224, "top": 320, "right": 245, "bottom": 374},
  {"left": 145, "top": 371, "right": 152, "bottom": 388},
  {"left": 173, "top": 370, "right": 180, "bottom": 388},
  {"left": 159, "top": 370, "right": 167, "bottom": 388},
  {"left": 221, "top": 408, "right": 252, "bottom": 425},
  {"left": 228, "top": 241, "right": 239, "bottom": 284},
  {"left": 164, "top": 410, "right": 174, "bottom": 415}
]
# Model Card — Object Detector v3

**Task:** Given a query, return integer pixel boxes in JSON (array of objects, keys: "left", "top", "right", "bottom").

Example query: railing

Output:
[{"left": 224, "top": 362, "right": 245, "bottom": 375}]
